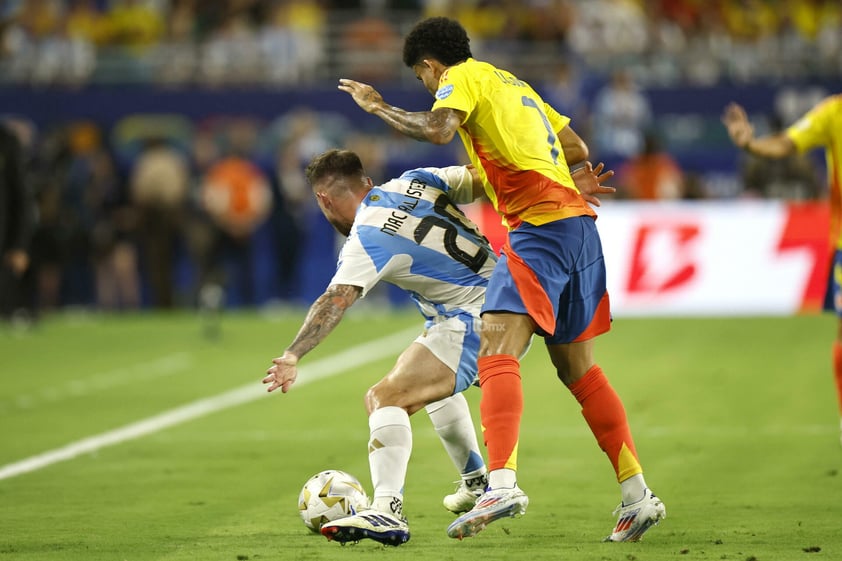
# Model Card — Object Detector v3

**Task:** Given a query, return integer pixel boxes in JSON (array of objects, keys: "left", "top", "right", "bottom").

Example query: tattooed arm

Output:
[
  {"left": 262, "top": 284, "right": 362, "bottom": 393},
  {"left": 338, "top": 78, "right": 463, "bottom": 145}
]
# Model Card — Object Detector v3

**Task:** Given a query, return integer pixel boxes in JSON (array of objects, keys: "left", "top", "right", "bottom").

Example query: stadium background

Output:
[
  {"left": 3, "top": 4, "right": 842, "bottom": 560},
  {"left": 1, "top": 0, "right": 841, "bottom": 317}
]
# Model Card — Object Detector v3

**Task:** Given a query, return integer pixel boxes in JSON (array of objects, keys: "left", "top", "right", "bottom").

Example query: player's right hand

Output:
[
  {"left": 338, "top": 79, "right": 384, "bottom": 113},
  {"left": 263, "top": 352, "right": 299, "bottom": 393}
]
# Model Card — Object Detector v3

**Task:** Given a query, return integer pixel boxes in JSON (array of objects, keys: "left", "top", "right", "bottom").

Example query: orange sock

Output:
[
  {"left": 569, "top": 365, "right": 642, "bottom": 482},
  {"left": 478, "top": 354, "right": 523, "bottom": 471},
  {"left": 832, "top": 342, "right": 842, "bottom": 415}
]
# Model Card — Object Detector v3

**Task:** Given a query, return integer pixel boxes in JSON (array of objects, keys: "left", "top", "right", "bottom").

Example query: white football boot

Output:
[
  {"left": 443, "top": 474, "right": 487, "bottom": 514},
  {"left": 446, "top": 485, "right": 528, "bottom": 539},
  {"left": 321, "top": 509, "right": 410, "bottom": 546},
  {"left": 604, "top": 488, "right": 666, "bottom": 542}
]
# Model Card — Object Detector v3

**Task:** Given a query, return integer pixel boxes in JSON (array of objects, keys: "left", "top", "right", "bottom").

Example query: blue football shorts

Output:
[{"left": 481, "top": 215, "right": 611, "bottom": 345}]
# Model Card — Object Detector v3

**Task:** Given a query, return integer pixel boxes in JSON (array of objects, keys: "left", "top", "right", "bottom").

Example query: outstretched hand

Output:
[
  {"left": 338, "top": 79, "right": 384, "bottom": 114},
  {"left": 722, "top": 102, "right": 754, "bottom": 149},
  {"left": 571, "top": 161, "right": 616, "bottom": 207},
  {"left": 262, "top": 352, "right": 299, "bottom": 393}
]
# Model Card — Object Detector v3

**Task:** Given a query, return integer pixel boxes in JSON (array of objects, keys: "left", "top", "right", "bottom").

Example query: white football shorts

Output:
[{"left": 414, "top": 312, "right": 481, "bottom": 394}]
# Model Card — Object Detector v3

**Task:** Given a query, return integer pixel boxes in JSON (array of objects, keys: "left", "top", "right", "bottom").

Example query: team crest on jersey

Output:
[
  {"left": 370, "top": 194, "right": 381, "bottom": 201},
  {"left": 436, "top": 84, "right": 454, "bottom": 100}
]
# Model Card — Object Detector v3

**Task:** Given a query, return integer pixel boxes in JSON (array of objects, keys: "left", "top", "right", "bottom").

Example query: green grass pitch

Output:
[{"left": 1, "top": 310, "right": 840, "bottom": 561}]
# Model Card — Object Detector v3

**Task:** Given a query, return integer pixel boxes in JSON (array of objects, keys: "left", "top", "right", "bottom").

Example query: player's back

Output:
[
  {"left": 333, "top": 167, "right": 496, "bottom": 320},
  {"left": 433, "top": 58, "right": 594, "bottom": 228}
]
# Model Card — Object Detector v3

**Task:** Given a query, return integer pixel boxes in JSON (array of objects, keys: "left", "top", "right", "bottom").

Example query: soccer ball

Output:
[{"left": 298, "top": 470, "right": 369, "bottom": 533}]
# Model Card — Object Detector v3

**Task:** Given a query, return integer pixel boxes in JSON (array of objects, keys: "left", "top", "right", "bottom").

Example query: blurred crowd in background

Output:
[
  {"left": 0, "top": 0, "right": 838, "bottom": 320},
  {"left": 1, "top": 0, "right": 840, "bottom": 86}
]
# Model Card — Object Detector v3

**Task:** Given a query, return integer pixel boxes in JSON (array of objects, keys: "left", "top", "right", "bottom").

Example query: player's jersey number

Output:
[
  {"left": 522, "top": 96, "right": 560, "bottom": 165},
  {"left": 413, "top": 194, "right": 491, "bottom": 273}
]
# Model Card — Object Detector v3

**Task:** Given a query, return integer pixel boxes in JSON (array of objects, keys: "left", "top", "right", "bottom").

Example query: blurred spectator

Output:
[
  {"left": 184, "top": 115, "right": 274, "bottom": 308},
  {"left": 63, "top": 0, "right": 102, "bottom": 83},
  {"left": 0, "top": 119, "right": 35, "bottom": 323},
  {"left": 4, "top": 0, "right": 95, "bottom": 84},
  {"left": 65, "top": 0, "right": 105, "bottom": 45},
  {"left": 338, "top": 14, "right": 400, "bottom": 82},
  {"left": 591, "top": 68, "right": 652, "bottom": 165},
  {"left": 199, "top": 10, "right": 261, "bottom": 85},
  {"left": 281, "top": 0, "right": 327, "bottom": 82},
  {"left": 54, "top": 123, "right": 100, "bottom": 306},
  {"left": 202, "top": 156, "right": 271, "bottom": 241},
  {"left": 258, "top": 1, "right": 300, "bottom": 84},
  {"left": 540, "top": 60, "right": 589, "bottom": 134},
  {"left": 616, "top": 131, "right": 685, "bottom": 200},
  {"left": 720, "top": 0, "right": 778, "bottom": 41},
  {"left": 524, "top": 0, "right": 575, "bottom": 43},
  {"left": 268, "top": 108, "right": 344, "bottom": 301},
  {"left": 105, "top": 0, "right": 164, "bottom": 51},
  {"left": 130, "top": 137, "right": 190, "bottom": 308},
  {"left": 200, "top": 154, "right": 272, "bottom": 307},
  {"left": 64, "top": 121, "right": 142, "bottom": 311},
  {"left": 0, "top": 1, "right": 840, "bottom": 86},
  {"left": 568, "top": 0, "right": 648, "bottom": 59},
  {"left": 156, "top": 0, "right": 198, "bottom": 84}
]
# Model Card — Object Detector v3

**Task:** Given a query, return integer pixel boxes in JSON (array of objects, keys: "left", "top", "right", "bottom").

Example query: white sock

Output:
[
  {"left": 620, "top": 473, "right": 648, "bottom": 505},
  {"left": 488, "top": 468, "right": 517, "bottom": 489},
  {"left": 368, "top": 406, "right": 412, "bottom": 517},
  {"left": 425, "top": 393, "right": 486, "bottom": 482}
]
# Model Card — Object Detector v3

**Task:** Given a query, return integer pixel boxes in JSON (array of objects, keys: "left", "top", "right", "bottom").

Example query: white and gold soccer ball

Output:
[{"left": 298, "top": 470, "right": 370, "bottom": 533}]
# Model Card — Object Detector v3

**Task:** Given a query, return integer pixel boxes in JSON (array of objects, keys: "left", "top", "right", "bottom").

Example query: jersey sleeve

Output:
[
  {"left": 428, "top": 166, "right": 476, "bottom": 204},
  {"left": 431, "top": 65, "right": 476, "bottom": 122},
  {"left": 329, "top": 236, "right": 382, "bottom": 297},
  {"left": 786, "top": 97, "right": 834, "bottom": 153},
  {"left": 544, "top": 102, "right": 571, "bottom": 134}
]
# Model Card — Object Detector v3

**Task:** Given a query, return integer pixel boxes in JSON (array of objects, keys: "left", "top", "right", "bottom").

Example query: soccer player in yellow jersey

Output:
[
  {"left": 338, "top": 17, "right": 666, "bottom": 541},
  {"left": 724, "top": 95, "right": 842, "bottom": 446}
]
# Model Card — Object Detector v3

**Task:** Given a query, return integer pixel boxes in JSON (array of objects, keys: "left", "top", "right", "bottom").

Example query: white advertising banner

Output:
[
  {"left": 595, "top": 201, "right": 829, "bottom": 316},
  {"left": 466, "top": 200, "right": 830, "bottom": 317}
]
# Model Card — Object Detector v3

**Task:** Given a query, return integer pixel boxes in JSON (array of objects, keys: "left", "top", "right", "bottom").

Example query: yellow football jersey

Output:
[
  {"left": 431, "top": 58, "right": 594, "bottom": 229},
  {"left": 787, "top": 94, "right": 842, "bottom": 249}
]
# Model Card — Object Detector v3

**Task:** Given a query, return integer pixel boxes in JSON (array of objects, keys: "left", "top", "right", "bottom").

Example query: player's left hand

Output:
[
  {"left": 263, "top": 352, "right": 299, "bottom": 393},
  {"left": 572, "top": 161, "right": 615, "bottom": 207},
  {"left": 722, "top": 102, "right": 754, "bottom": 149},
  {"left": 338, "top": 79, "right": 384, "bottom": 113}
]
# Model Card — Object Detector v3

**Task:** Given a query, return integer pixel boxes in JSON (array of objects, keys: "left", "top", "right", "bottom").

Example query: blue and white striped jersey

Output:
[{"left": 330, "top": 167, "right": 497, "bottom": 321}]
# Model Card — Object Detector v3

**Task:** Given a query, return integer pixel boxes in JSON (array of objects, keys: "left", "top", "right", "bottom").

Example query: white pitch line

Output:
[
  {"left": 1, "top": 352, "right": 193, "bottom": 413},
  {"left": 0, "top": 326, "right": 419, "bottom": 482}
]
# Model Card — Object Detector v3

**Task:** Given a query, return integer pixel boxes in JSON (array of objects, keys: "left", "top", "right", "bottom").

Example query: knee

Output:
[
  {"left": 365, "top": 381, "right": 406, "bottom": 414},
  {"left": 364, "top": 386, "right": 379, "bottom": 415}
]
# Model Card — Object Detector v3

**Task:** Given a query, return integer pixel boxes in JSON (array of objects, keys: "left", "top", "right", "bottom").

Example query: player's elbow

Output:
[
  {"left": 565, "top": 142, "right": 589, "bottom": 166},
  {"left": 427, "top": 128, "right": 455, "bottom": 145}
]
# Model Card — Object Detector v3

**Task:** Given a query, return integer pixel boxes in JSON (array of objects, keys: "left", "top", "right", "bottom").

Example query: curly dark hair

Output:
[
  {"left": 402, "top": 17, "right": 472, "bottom": 68},
  {"left": 304, "top": 149, "right": 364, "bottom": 188}
]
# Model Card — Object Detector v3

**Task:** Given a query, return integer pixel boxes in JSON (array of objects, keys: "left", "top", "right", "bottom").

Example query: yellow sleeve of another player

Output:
[
  {"left": 786, "top": 96, "right": 837, "bottom": 153},
  {"left": 543, "top": 102, "right": 571, "bottom": 134}
]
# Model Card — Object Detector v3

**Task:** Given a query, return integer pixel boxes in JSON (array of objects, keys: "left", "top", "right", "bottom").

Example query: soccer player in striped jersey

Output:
[
  {"left": 262, "top": 149, "right": 612, "bottom": 545},
  {"left": 723, "top": 95, "right": 842, "bottom": 446},
  {"left": 338, "top": 17, "right": 665, "bottom": 543},
  {"left": 263, "top": 150, "right": 491, "bottom": 546}
]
